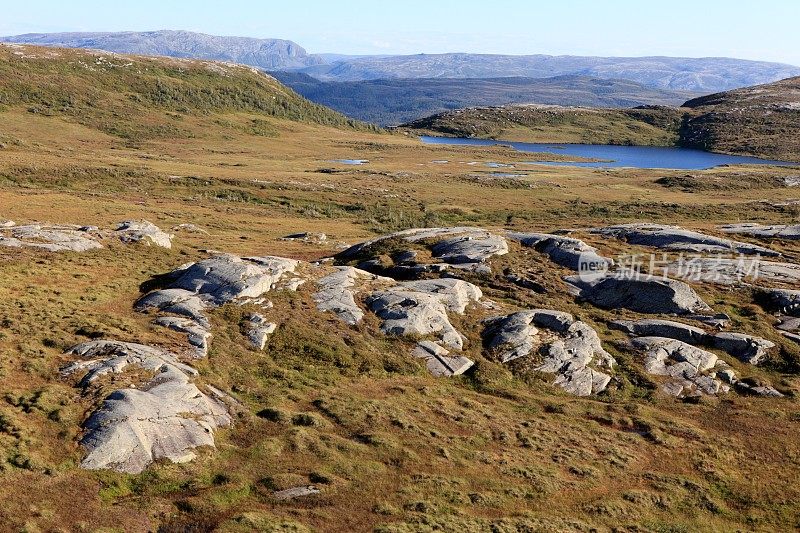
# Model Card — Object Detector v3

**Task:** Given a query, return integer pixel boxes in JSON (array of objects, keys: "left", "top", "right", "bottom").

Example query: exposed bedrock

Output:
[{"left": 63, "top": 341, "right": 231, "bottom": 473}]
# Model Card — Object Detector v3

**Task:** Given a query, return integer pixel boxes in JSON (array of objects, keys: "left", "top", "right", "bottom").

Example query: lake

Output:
[{"left": 419, "top": 136, "right": 793, "bottom": 170}]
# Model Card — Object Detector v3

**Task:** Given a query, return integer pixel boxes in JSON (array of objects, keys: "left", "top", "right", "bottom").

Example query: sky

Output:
[{"left": 2, "top": 0, "right": 799, "bottom": 65}]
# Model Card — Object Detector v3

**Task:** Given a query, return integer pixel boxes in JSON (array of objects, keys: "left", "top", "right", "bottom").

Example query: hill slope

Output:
[
  {"left": 0, "top": 43, "right": 373, "bottom": 141},
  {"left": 305, "top": 53, "right": 800, "bottom": 93},
  {"left": 272, "top": 72, "right": 697, "bottom": 125},
  {"left": 680, "top": 76, "right": 800, "bottom": 161},
  {"left": 402, "top": 104, "right": 686, "bottom": 146},
  {"left": 0, "top": 30, "right": 324, "bottom": 70}
]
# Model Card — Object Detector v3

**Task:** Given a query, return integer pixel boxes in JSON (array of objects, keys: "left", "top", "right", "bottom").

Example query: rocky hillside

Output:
[
  {"left": 272, "top": 72, "right": 696, "bottom": 125},
  {"left": 0, "top": 30, "right": 324, "bottom": 70},
  {"left": 680, "top": 76, "right": 800, "bottom": 161},
  {"left": 0, "top": 44, "right": 374, "bottom": 141},
  {"left": 303, "top": 52, "right": 800, "bottom": 92}
]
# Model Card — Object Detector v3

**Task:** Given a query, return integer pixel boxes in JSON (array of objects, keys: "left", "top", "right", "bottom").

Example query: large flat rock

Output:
[
  {"left": 0, "top": 224, "right": 103, "bottom": 252},
  {"left": 367, "top": 278, "right": 481, "bottom": 350},
  {"left": 712, "top": 332, "right": 775, "bottom": 365},
  {"left": 592, "top": 223, "right": 778, "bottom": 256},
  {"left": 719, "top": 223, "right": 800, "bottom": 240},
  {"left": 565, "top": 273, "right": 712, "bottom": 315}
]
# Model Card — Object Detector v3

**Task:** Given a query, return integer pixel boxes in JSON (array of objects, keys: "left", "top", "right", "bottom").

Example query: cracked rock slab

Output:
[
  {"left": 412, "top": 341, "right": 474, "bottom": 377},
  {"left": 631, "top": 336, "right": 732, "bottom": 397},
  {"left": 484, "top": 310, "right": 615, "bottom": 396},
  {"left": 157, "top": 254, "right": 300, "bottom": 306}
]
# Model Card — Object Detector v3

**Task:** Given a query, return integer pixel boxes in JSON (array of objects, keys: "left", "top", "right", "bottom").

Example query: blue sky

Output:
[{"left": 2, "top": 0, "right": 799, "bottom": 65}]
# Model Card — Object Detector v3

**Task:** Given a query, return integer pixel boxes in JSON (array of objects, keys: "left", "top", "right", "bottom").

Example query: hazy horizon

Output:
[{"left": 2, "top": 0, "right": 799, "bottom": 65}]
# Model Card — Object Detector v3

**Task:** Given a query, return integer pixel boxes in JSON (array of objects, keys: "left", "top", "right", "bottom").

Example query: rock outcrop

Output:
[
  {"left": 565, "top": 273, "right": 712, "bottom": 315},
  {"left": 0, "top": 224, "right": 103, "bottom": 252},
  {"left": 631, "top": 336, "right": 733, "bottom": 397},
  {"left": 592, "top": 223, "right": 778, "bottom": 256},
  {"left": 339, "top": 227, "right": 508, "bottom": 277},
  {"left": 669, "top": 257, "right": 800, "bottom": 285},
  {"left": 484, "top": 310, "right": 615, "bottom": 396},
  {"left": 508, "top": 232, "right": 611, "bottom": 273},
  {"left": 366, "top": 278, "right": 482, "bottom": 350},
  {"left": 763, "top": 288, "right": 800, "bottom": 316},
  {"left": 719, "top": 223, "right": 800, "bottom": 240},
  {"left": 0, "top": 220, "right": 173, "bottom": 252},
  {"left": 612, "top": 318, "right": 775, "bottom": 366},
  {"left": 62, "top": 341, "right": 231, "bottom": 473},
  {"left": 114, "top": 220, "right": 173, "bottom": 248},
  {"left": 610, "top": 319, "right": 708, "bottom": 344},
  {"left": 712, "top": 332, "right": 775, "bottom": 365},
  {"left": 313, "top": 266, "right": 387, "bottom": 325}
]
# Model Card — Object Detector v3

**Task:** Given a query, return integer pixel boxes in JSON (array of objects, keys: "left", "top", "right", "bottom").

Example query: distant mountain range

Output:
[
  {"left": 271, "top": 72, "right": 697, "bottom": 125},
  {"left": 3, "top": 30, "right": 799, "bottom": 93},
  {"left": 0, "top": 30, "right": 324, "bottom": 70},
  {"left": 299, "top": 53, "right": 800, "bottom": 93}
]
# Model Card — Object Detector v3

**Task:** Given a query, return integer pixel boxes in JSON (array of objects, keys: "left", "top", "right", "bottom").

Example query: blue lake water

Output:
[
  {"left": 419, "top": 136, "right": 793, "bottom": 170},
  {"left": 329, "top": 159, "right": 369, "bottom": 165}
]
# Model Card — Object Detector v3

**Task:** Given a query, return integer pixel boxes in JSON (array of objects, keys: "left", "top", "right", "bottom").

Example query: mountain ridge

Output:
[
  {"left": 304, "top": 52, "right": 800, "bottom": 92},
  {"left": 0, "top": 30, "right": 324, "bottom": 70}
]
